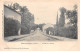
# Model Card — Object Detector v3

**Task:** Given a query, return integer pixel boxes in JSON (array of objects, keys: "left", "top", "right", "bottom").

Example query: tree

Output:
[
  {"left": 13, "top": 3, "right": 20, "bottom": 10},
  {"left": 20, "top": 6, "right": 34, "bottom": 34},
  {"left": 60, "top": 7, "right": 66, "bottom": 13},
  {"left": 59, "top": 7, "right": 66, "bottom": 27},
  {"left": 20, "top": 6, "right": 28, "bottom": 14},
  {"left": 66, "top": 4, "right": 77, "bottom": 38},
  {"left": 5, "top": 3, "right": 34, "bottom": 34},
  {"left": 38, "top": 24, "right": 45, "bottom": 30},
  {"left": 73, "top": 5, "right": 77, "bottom": 10}
]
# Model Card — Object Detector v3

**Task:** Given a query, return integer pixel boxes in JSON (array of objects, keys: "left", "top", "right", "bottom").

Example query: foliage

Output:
[
  {"left": 20, "top": 6, "right": 29, "bottom": 14},
  {"left": 56, "top": 26, "right": 77, "bottom": 39},
  {"left": 58, "top": 7, "right": 66, "bottom": 27},
  {"left": 60, "top": 7, "right": 66, "bottom": 13},
  {"left": 17, "top": 4, "right": 34, "bottom": 34},
  {"left": 31, "top": 24, "right": 38, "bottom": 31},
  {"left": 21, "top": 25, "right": 30, "bottom": 34},
  {"left": 5, "top": 3, "right": 35, "bottom": 34},
  {"left": 38, "top": 24, "right": 45, "bottom": 30},
  {"left": 56, "top": 5, "right": 78, "bottom": 39},
  {"left": 20, "top": 6, "right": 34, "bottom": 33},
  {"left": 46, "top": 27, "right": 54, "bottom": 34},
  {"left": 4, "top": 16, "right": 20, "bottom": 37},
  {"left": 13, "top": 3, "right": 20, "bottom": 10},
  {"left": 66, "top": 4, "right": 77, "bottom": 38}
]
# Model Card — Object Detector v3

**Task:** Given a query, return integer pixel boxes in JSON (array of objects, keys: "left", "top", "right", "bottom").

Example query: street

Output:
[
  {"left": 4, "top": 28, "right": 75, "bottom": 42},
  {"left": 14, "top": 28, "right": 75, "bottom": 41},
  {"left": 15, "top": 28, "right": 60, "bottom": 41}
]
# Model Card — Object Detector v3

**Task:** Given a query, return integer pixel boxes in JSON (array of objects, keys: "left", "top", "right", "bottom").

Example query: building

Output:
[
  {"left": 42, "top": 23, "right": 54, "bottom": 34},
  {"left": 4, "top": 5, "right": 21, "bottom": 36}
]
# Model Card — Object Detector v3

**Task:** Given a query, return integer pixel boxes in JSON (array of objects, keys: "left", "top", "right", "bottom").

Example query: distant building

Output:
[{"left": 42, "top": 23, "right": 54, "bottom": 33}]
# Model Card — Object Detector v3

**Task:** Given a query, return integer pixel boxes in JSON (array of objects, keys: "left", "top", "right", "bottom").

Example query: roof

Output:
[{"left": 4, "top": 5, "right": 21, "bottom": 15}]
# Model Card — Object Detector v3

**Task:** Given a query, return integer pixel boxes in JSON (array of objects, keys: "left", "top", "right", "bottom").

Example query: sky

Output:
[{"left": 4, "top": 0, "right": 77, "bottom": 24}]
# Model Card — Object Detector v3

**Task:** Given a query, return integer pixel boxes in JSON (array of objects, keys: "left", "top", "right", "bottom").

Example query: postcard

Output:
[{"left": 0, "top": 0, "right": 80, "bottom": 51}]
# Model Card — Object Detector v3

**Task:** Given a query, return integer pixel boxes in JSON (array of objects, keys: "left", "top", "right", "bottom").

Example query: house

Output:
[
  {"left": 42, "top": 23, "right": 54, "bottom": 34},
  {"left": 4, "top": 5, "right": 21, "bottom": 36}
]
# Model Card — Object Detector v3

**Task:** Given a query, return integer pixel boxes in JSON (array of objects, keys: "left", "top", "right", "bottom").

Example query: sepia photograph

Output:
[
  {"left": 4, "top": 0, "right": 78, "bottom": 42},
  {"left": 0, "top": 0, "right": 80, "bottom": 51}
]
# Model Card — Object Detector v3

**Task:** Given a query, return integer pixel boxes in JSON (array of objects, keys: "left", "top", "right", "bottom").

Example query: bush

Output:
[
  {"left": 46, "top": 26, "right": 77, "bottom": 39},
  {"left": 4, "top": 16, "right": 21, "bottom": 37},
  {"left": 56, "top": 26, "right": 77, "bottom": 39}
]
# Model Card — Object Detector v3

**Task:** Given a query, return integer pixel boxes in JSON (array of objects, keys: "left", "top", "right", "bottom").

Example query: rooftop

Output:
[{"left": 4, "top": 5, "right": 21, "bottom": 15}]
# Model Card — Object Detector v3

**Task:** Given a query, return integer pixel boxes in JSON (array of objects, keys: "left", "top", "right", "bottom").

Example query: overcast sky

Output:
[{"left": 4, "top": 0, "right": 77, "bottom": 24}]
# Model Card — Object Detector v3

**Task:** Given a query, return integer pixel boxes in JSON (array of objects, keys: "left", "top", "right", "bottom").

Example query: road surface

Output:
[
  {"left": 13, "top": 28, "right": 75, "bottom": 41},
  {"left": 4, "top": 28, "right": 75, "bottom": 41}
]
